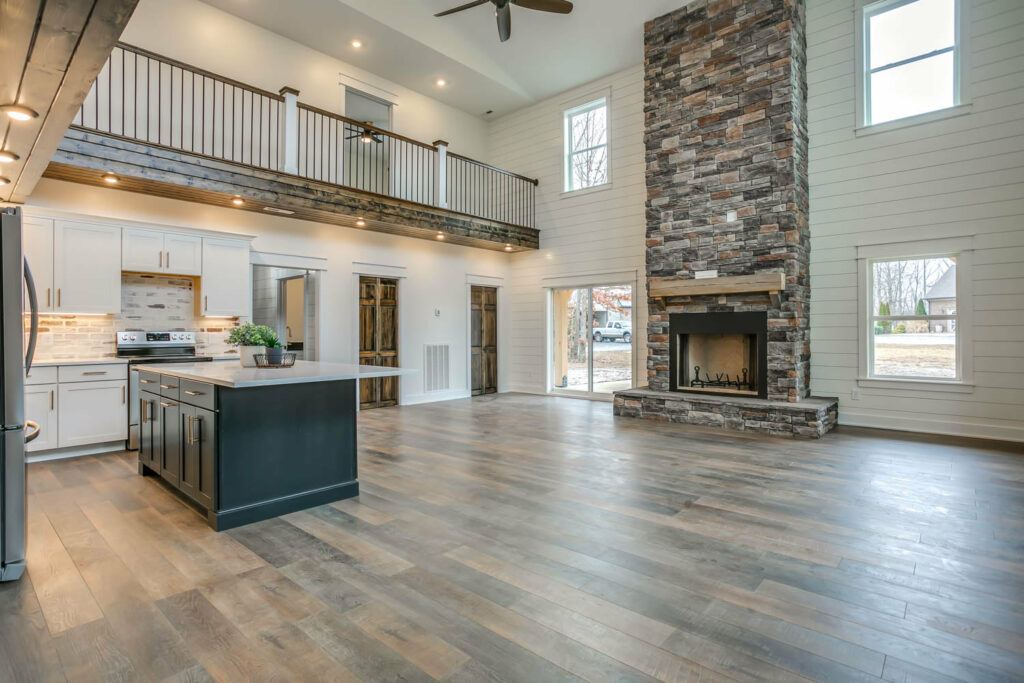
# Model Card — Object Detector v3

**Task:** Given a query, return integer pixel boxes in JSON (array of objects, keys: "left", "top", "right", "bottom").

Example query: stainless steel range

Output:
[{"left": 117, "top": 331, "right": 212, "bottom": 450}]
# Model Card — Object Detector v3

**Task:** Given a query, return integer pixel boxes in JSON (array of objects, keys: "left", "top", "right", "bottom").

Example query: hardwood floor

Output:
[{"left": 4, "top": 393, "right": 1024, "bottom": 682}]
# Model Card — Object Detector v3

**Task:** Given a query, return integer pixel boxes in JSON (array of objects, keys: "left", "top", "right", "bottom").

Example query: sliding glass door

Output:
[{"left": 551, "top": 285, "right": 633, "bottom": 395}]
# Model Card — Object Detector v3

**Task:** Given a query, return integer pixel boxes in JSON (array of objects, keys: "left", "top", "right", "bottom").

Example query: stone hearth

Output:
[{"left": 614, "top": 0, "right": 838, "bottom": 438}]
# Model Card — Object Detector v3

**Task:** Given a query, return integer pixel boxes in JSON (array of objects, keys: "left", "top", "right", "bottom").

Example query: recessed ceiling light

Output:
[
  {"left": 436, "top": 79, "right": 446, "bottom": 87},
  {"left": 1, "top": 104, "right": 38, "bottom": 121},
  {"left": 232, "top": 196, "right": 244, "bottom": 206},
  {"left": 0, "top": 150, "right": 19, "bottom": 163},
  {"left": 504, "top": 244, "right": 513, "bottom": 251},
  {"left": 102, "top": 174, "right": 118, "bottom": 184},
  {"left": 355, "top": 218, "right": 366, "bottom": 227},
  {"left": 351, "top": 40, "right": 362, "bottom": 48},
  {"left": 0, "top": 177, "right": 10, "bottom": 186},
  {"left": 436, "top": 232, "right": 445, "bottom": 240}
]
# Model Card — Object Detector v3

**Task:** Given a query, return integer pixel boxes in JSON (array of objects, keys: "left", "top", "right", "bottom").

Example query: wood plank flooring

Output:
[{"left": 4, "top": 393, "right": 1024, "bottom": 682}]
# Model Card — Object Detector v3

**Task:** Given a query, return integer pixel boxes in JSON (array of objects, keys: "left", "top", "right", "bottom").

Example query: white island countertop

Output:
[{"left": 134, "top": 360, "right": 415, "bottom": 389}]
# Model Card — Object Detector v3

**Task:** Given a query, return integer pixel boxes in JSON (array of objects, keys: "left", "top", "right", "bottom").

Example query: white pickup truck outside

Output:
[{"left": 593, "top": 321, "right": 631, "bottom": 343}]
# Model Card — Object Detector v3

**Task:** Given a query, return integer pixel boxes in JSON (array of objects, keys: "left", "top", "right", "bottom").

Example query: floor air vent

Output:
[{"left": 423, "top": 344, "right": 450, "bottom": 393}]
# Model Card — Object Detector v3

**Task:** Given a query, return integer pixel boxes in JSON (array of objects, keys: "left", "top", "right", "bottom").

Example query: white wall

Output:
[
  {"left": 807, "top": 0, "right": 1024, "bottom": 441},
  {"left": 27, "top": 178, "right": 510, "bottom": 406},
  {"left": 120, "top": 0, "right": 490, "bottom": 159},
  {"left": 487, "top": 67, "right": 647, "bottom": 394}
]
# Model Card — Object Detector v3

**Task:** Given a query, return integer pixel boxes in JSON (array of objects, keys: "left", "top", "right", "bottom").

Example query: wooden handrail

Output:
[
  {"left": 448, "top": 151, "right": 539, "bottom": 186},
  {"left": 117, "top": 43, "right": 285, "bottom": 102}
]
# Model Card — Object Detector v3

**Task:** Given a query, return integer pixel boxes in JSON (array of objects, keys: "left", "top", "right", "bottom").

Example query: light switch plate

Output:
[{"left": 726, "top": 211, "right": 737, "bottom": 222}]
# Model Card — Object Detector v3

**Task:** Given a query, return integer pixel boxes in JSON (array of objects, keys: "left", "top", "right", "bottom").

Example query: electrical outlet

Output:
[{"left": 851, "top": 388, "right": 860, "bottom": 400}]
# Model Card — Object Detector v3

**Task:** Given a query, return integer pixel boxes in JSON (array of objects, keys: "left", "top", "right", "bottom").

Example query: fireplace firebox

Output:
[{"left": 669, "top": 312, "right": 768, "bottom": 399}]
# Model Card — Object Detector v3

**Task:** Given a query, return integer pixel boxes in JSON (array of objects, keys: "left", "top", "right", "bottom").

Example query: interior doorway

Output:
[
  {"left": 359, "top": 276, "right": 399, "bottom": 409},
  {"left": 251, "top": 266, "right": 319, "bottom": 360},
  {"left": 551, "top": 284, "right": 633, "bottom": 396},
  {"left": 471, "top": 285, "right": 498, "bottom": 396}
]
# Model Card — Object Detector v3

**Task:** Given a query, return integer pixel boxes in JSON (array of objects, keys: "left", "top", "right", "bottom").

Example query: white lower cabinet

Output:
[
  {"left": 24, "top": 384, "right": 58, "bottom": 452},
  {"left": 57, "top": 379, "right": 127, "bottom": 448}
]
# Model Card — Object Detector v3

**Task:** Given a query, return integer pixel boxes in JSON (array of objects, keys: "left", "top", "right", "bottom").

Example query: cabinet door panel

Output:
[
  {"left": 139, "top": 391, "right": 158, "bottom": 469},
  {"left": 164, "top": 234, "right": 202, "bottom": 276},
  {"left": 159, "top": 399, "right": 181, "bottom": 486},
  {"left": 179, "top": 405, "right": 198, "bottom": 501},
  {"left": 54, "top": 221, "right": 121, "bottom": 314},
  {"left": 23, "top": 217, "right": 54, "bottom": 313},
  {"left": 24, "top": 384, "right": 58, "bottom": 452},
  {"left": 121, "top": 228, "right": 164, "bottom": 273},
  {"left": 201, "top": 239, "right": 249, "bottom": 317},
  {"left": 195, "top": 407, "right": 215, "bottom": 510},
  {"left": 58, "top": 380, "right": 127, "bottom": 447}
]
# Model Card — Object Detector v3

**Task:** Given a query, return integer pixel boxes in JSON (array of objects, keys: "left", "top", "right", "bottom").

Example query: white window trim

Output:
[
  {"left": 562, "top": 89, "right": 612, "bottom": 196},
  {"left": 854, "top": 0, "right": 971, "bottom": 131},
  {"left": 856, "top": 237, "right": 974, "bottom": 392}
]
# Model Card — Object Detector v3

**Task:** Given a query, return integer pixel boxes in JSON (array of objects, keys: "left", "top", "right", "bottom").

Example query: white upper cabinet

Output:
[
  {"left": 54, "top": 220, "right": 122, "bottom": 314},
  {"left": 164, "top": 233, "right": 203, "bottom": 275},
  {"left": 123, "top": 228, "right": 202, "bottom": 276},
  {"left": 23, "top": 217, "right": 54, "bottom": 313},
  {"left": 201, "top": 238, "right": 250, "bottom": 317}
]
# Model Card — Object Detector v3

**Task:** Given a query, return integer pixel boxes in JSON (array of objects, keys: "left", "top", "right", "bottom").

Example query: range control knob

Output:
[{"left": 130, "top": 335, "right": 136, "bottom": 341}]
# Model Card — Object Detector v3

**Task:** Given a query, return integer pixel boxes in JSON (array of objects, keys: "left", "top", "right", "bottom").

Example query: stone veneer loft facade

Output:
[{"left": 644, "top": 0, "right": 810, "bottom": 402}]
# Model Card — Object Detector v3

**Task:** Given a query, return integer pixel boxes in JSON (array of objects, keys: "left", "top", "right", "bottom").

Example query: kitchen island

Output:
[{"left": 134, "top": 361, "right": 411, "bottom": 530}]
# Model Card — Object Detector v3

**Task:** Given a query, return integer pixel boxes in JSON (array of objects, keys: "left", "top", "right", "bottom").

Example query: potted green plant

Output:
[
  {"left": 262, "top": 328, "right": 285, "bottom": 365},
  {"left": 227, "top": 323, "right": 275, "bottom": 367}
]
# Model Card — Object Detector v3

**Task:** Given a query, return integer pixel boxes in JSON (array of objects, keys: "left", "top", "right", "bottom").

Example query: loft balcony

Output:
[{"left": 44, "top": 44, "right": 540, "bottom": 252}]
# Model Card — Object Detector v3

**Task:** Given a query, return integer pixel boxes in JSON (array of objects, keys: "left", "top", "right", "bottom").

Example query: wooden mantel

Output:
[{"left": 649, "top": 272, "right": 786, "bottom": 298}]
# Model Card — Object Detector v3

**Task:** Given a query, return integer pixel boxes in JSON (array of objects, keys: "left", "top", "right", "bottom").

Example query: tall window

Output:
[
  {"left": 860, "top": 0, "right": 962, "bottom": 126},
  {"left": 868, "top": 256, "right": 958, "bottom": 379},
  {"left": 563, "top": 98, "right": 608, "bottom": 192}
]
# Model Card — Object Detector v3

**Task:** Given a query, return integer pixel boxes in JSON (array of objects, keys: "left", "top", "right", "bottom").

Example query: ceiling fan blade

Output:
[
  {"left": 511, "top": 0, "right": 572, "bottom": 13},
  {"left": 434, "top": 0, "right": 489, "bottom": 17},
  {"left": 496, "top": 3, "right": 511, "bottom": 42}
]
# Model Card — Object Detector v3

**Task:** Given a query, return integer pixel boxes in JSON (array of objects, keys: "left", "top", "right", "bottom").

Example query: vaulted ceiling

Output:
[{"left": 199, "top": 0, "right": 684, "bottom": 117}]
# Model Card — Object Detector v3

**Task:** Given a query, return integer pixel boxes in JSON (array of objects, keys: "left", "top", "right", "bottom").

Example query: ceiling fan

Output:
[
  {"left": 346, "top": 122, "right": 384, "bottom": 144},
  {"left": 434, "top": 0, "right": 573, "bottom": 43}
]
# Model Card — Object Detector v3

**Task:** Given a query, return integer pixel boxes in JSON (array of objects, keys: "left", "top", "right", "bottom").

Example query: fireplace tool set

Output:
[{"left": 690, "top": 366, "right": 753, "bottom": 391}]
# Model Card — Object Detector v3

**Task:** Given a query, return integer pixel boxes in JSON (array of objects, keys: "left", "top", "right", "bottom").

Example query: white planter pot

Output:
[{"left": 239, "top": 345, "right": 264, "bottom": 367}]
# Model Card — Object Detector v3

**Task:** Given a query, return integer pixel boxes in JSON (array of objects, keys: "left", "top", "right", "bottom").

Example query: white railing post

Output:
[
  {"left": 279, "top": 87, "right": 300, "bottom": 174},
  {"left": 433, "top": 139, "right": 449, "bottom": 209}
]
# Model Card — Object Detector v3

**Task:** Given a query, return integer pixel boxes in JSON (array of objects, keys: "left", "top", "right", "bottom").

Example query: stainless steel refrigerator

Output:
[{"left": 1, "top": 207, "right": 40, "bottom": 582}]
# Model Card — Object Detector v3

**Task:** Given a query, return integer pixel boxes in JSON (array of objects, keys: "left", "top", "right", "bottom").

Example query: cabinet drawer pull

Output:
[
  {"left": 159, "top": 401, "right": 174, "bottom": 407},
  {"left": 140, "top": 378, "right": 155, "bottom": 384},
  {"left": 82, "top": 371, "right": 107, "bottom": 376},
  {"left": 184, "top": 390, "right": 204, "bottom": 396},
  {"left": 159, "top": 384, "right": 177, "bottom": 390}
]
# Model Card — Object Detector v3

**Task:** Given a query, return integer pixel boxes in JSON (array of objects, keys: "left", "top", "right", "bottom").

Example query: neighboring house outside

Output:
[{"left": 923, "top": 266, "right": 957, "bottom": 333}]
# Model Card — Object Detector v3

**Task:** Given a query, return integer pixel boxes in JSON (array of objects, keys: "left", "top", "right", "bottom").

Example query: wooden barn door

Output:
[
  {"left": 471, "top": 285, "right": 498, "bottom": 396},
  {"left": 359, "top": 276, "right": 399, "bottom": 409}
]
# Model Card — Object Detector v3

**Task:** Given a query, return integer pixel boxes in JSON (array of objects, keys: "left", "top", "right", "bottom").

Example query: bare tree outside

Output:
[
  {"left": 872, "top": 257, "right": 953, "bottom": 315},
  {"left": 567, "top": 102, "right": 608, "bottom": 190}
]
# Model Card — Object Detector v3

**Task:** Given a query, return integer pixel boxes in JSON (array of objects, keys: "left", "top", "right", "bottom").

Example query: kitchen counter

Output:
[
  {"left": 32, "top": 358, "right": 128, "bottom": 367},
  {"left": 135, "top": 359, "right": 411, "bottom": 531},
  {"left": 135, "top": 360, "right": 412, "bottom": 389}
]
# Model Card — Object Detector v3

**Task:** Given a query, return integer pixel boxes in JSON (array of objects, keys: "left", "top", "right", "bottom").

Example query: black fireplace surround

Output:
[{"left": 669, "top": 312, "right": 769, "bottom": 400}]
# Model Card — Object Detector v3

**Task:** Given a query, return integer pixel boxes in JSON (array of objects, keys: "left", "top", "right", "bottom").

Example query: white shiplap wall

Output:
[
  {"left": 486, "top": 67, "right": 647, "bottom": 393},
  {"left": 807, "top": 0, "right": 1024, "bottom": 441}
]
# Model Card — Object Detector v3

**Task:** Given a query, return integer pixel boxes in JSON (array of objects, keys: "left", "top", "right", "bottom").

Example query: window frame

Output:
[
  {"left": 855, "top": 0, "right": 971, "bottom": 133},
  {"left": 562, "top": 96, "right": 611, "bottom": 195},
  {"left": 856, "top": 238, "right": 974, "bottom": 391}
]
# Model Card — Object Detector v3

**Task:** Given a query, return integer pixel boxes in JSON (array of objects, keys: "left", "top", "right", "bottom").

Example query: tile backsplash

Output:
[{"left": 28, "top": 273, "right": 240, "bottom": 361}]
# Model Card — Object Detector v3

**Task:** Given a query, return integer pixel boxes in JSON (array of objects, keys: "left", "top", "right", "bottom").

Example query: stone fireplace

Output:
[
  {"left": 671, "top": 312, "right": 767, "bottom": 399},
  {"left": 613, "top": 0, "right": 838, "bottom": 438}
]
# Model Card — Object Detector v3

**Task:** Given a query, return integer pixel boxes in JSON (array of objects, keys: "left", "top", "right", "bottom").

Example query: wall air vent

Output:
[{"left": 423, "top": 344, "right": 450, "bottom": 393}]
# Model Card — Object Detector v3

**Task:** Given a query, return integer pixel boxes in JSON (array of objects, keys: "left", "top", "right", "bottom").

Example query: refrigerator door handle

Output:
[
  {"left": 23, "top": 256, "right": 38, "bottom": 374},
  {"left": 24, "top": 420, "right": 40, "bottom": 443}
]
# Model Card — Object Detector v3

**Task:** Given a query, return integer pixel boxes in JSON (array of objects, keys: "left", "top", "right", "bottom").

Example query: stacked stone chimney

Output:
[{"left": 644, "top": 0, "right": 810, "bottom": 402}]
